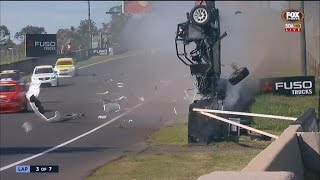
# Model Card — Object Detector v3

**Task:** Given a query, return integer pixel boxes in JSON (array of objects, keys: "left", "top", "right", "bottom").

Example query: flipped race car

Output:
[
  {"left": 0, "top": 80, "right": 28, "bottom": 113},
  {"left": 31, "top": 65, "right": 58, "bottom": 87},
  {"left": 0, "top": 70, "right": 26, "bottom": 85},
  {"left": 54, "top": 57, "right": 78, "bottom": 77}
]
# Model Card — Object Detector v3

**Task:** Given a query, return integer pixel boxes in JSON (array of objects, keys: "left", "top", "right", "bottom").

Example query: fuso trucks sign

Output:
[
  {"left": 26, "top": 34, "right": 57, "bottom": 57},
  {"left": 260, "top": 76, "right": 315, "bottom": 96}
]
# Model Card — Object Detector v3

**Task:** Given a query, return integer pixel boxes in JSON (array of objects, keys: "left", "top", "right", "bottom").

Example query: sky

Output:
[{"left": 1, "top": 1, "right": 121, "bottom": 43}]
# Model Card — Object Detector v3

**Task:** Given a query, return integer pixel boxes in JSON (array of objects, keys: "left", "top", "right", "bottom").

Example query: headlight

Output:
[
  {"left": 32, "top": 76, "right": 38, "bottom": 81},
  {"left": 70, "top": 67, "right": 75, "bottom": 71}
]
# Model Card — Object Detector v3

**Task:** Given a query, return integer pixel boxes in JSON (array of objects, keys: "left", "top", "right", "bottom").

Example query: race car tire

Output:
[
  {"left": 190, "top": 5, "right": 211, "bottom": 26},
  {"left": 228, "top": 67, "right": 249, "bottom": 85}
]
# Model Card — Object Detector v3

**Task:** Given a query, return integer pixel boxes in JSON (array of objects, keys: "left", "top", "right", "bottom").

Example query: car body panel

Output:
[
  {"left": 32, "top": 65, "right": 58, "bottom": 87},
  {"left": 0, "top": 80, "right": 27, "bottom": 113},
  {"left": 54, "top": 58, "right": 78, "bottom": 77},
  {"left": 0, "top": 70, "right": 26, "bottom": 85}
]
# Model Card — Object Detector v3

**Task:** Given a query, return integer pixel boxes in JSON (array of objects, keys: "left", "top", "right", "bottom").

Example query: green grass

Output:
[
  {"left": 147, "top": 120, "right": 188, "bottom": 146},
  {"left": 87, "top": 150, "right": 261, "bottom": 180},
  {"left": 0, "top": 57, "right": 33, "bottom": 65},
  {"left": 249, "top": 93, "right": 318, "bottom": 135}
]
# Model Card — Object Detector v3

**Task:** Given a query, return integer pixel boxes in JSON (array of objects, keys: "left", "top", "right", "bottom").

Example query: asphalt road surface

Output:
[{"left": 0, "top": 51, "right": 194, "bottom": 180}]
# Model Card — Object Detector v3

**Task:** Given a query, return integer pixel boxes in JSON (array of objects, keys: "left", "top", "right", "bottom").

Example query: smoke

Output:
[
  {"left": 118, "top": 1, "right": 194, "bottom": 51},
  {"left": 116, "top": 2, "right": 304, "bottom": 112},
  {"left": 216, "top": 2, "right": 301, "bottom": 111}
]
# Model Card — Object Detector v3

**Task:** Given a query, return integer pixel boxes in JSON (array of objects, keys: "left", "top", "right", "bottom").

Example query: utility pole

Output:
[
  {"left": 88, "top": 0, "right": 92, "bottom": 49},
  {"left": 300, "top": 1, "right": 307, "bottom": 76}
]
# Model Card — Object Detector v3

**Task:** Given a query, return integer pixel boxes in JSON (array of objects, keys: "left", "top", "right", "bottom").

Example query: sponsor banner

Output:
[
  {"left": 123, "top": 1, "right": 150, "bottom": 14},
  {"left": 260, "top": 76, "right": 315, "bottom": 96},
  {"left": 26, "top": 34, "right": 57, "bottom": 57},
  {"left": 92, "top": 48, "right": 109, "bottom": 56}
]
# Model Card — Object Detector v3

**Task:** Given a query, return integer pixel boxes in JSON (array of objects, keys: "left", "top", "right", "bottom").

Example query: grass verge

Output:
[{"left": 87, "top": 150, "right": 261, "bottom": 180}]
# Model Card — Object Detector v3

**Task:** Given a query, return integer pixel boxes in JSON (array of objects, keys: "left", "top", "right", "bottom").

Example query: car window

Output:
[
  {"left": 57, "top": 60, "right": 73, "bottom": 65},
  {"left": 0, "top": 84, "right": 16, "bottom": 92},
  {"left": 35, "top": 68, "right": 53, "bottom": 74}
]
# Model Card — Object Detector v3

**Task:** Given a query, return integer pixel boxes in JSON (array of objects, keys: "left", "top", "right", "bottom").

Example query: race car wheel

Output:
[
  {"left": 228, "top": 67, "right": 249, "bottom": 85},
  {"left": 190, "top": 5, "right": 211, "bottom": 26}
]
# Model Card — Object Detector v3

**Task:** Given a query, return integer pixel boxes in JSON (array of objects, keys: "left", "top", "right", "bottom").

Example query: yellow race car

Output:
[{"left": 54, "top": 57, "right": 78, "bottom": 77}]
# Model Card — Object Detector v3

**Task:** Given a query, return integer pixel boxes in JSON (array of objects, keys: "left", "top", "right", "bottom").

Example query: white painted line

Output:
[
  {"left": 0, "top": 103, "right": 143, "bottom": 172},
  {"left": 199, "top": 111, "right": 279, "bottom": 139},
  {"left": 79, "top": 55, "right": 134, "bottom": 69},
  {"left": 193, "top": 108, "right": 297, "bottom": 121}
]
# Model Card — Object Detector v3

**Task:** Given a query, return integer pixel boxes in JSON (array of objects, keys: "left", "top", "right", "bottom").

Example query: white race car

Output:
[{"left": 31, "top": 65, "right": 58, "bottom": 87}]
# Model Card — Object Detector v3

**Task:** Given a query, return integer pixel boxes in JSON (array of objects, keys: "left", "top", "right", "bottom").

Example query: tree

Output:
[
  {"left": 0, "top": 25, "right": 11, "bottom": 46},
  {"left": 56, "top": 27, "right": 82, "bottom": 52},
  {"left": 98, "top": 22, "right": 111, "bottom": 34},
  {"left": 77, "top": 19, "right": 98, "bottom": 38},
  {"left": 14, "top": 25, "right": 47, "bottom": 42},
  {"left": 108, "top": 12, "right": 131, "bottom": 45}
]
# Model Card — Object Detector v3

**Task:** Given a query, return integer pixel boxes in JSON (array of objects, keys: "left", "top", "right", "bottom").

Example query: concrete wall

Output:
[{"left": 198, "top": 109, "right": 320, "bottom": 180}]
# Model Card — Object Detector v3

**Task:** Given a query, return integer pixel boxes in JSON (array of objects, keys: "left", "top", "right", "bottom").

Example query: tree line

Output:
[{"left": 0, "top": 11, "right": 130, "bottom": 60}]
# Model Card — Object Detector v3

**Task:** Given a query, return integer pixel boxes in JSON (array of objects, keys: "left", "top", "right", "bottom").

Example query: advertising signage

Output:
[
  {"left": 260, "top": 76, "right": 315, "bottom": 96},
  {"left": 26, "top": 34, "right": 57, "bottom": 57}
]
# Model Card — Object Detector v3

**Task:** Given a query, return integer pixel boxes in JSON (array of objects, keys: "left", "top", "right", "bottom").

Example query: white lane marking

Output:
[
  {"left": 79, "top": 55, "right": 134, "bottom": 69},
  {"left": 0, "top": 103, "right": 143, "bottom": 172}
]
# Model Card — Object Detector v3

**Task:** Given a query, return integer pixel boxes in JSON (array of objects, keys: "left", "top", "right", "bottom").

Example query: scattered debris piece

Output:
[
  {"left": 138, "top": 97, "right": 145, "bottom": 102},
  {"left": 96, "top": 91, "right": 109, "bottom": 95},
  {"left": 98, "top": 115, "right": 107, "bottom": 119},
  {"left": 174, "top": 107, "right": 178, "bottom": 115},
  {"left": 102, "top": 101, "right": 121, "bottom": 114},
  {"left": 22, "top": 122, "right": 32, "bottom": 133}
]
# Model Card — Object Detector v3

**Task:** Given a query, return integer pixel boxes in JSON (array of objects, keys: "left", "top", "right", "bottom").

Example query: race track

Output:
[{"left": 0, "top": 52, "right": 193, "bottom": 180}]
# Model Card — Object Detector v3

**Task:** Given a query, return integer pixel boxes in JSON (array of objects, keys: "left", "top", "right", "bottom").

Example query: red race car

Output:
[{"left": 0, "top": 80, "right": 28, "bottom": 113}]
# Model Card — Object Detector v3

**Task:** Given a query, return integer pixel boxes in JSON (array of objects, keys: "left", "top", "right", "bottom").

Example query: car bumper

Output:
[
  {"left": 33, "top": 79, "right": 57, "bottom": 86},
  {"left": 0, "top": 102, "right": 24, "bottom": 113},
  {"left": 57, "top": 70, "right": 75, "bottom": 77}
]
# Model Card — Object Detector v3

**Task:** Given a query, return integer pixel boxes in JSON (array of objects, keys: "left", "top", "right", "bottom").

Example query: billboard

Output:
[
  {"left": 26, "top": 34, "right": 57, "bottom": 57},
  {"left": 123, "top": 1, "right": 150, "bottom": 14},
  {"left": 260, "top": 76, "right": 315, "bottom": 96}
]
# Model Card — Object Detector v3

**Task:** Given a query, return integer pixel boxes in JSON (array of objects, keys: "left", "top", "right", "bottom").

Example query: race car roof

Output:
[
  {"left": 0, "top": 70, "right": 20, "bottom": 74},
  {"left": 34, "top": 65, "right": 53, "bottom": 69},
  {"left": 56, "top": 57, "right": 74, "bottom": 62}
]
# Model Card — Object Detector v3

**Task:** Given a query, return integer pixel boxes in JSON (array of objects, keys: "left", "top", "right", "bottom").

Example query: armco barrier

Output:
[{"left": 198, "top": 108, "right": 320, "bottom": 180}]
